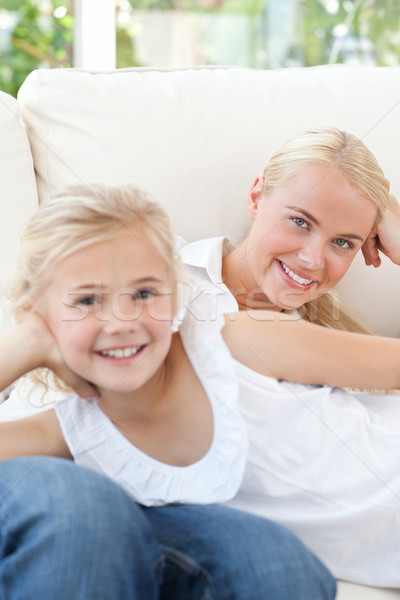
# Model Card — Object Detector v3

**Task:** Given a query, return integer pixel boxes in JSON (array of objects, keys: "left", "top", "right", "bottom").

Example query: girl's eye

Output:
[
  {"left": 76, "top": 295, "right": 98, "bottom": 306},
  {"left": 334, "top": 238, "right": 353, "bottom": 250},
  {"left": 133, "top": 289, "right": 156, "bottom": 300},
  {"left": 292, "top": 217, "right": 309, "bottom": 229}
]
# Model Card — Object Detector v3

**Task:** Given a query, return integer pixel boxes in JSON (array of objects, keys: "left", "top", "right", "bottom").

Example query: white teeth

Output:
[
  {"left": 99, "top": 346, "right": 142, "bottom": 358},
  {"left": 280, "top": 262, "right": 313, "bottom": 285}
]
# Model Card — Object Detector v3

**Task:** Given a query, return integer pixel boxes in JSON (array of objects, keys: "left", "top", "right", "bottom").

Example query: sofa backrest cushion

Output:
[
  {"left": 0, "top": 91, "right": 37, "bottom": 301},
  {"left": 17, "top": 65, "right": 400, "bottom": 336}
]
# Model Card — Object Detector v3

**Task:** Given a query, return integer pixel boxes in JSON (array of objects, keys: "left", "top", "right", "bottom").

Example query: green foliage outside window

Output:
[
  {"left": 1, "top": 0, "right": 400, "bottom": 98},
  {"left": 296, "top": 0, "right": 400, "bottom": 67},
  {"left": 0, "top": 0, "right": 73, "bottom": 97}
]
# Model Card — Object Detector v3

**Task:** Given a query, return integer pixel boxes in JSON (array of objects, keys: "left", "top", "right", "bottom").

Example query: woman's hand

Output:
[
  {"left": 362, "top": 194, "right": 400, "bottom": 267},
  {"left": 24, "top": 313, "right": 98, "bottom": 399}
]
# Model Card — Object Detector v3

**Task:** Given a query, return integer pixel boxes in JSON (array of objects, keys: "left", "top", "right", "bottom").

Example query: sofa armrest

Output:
[{"left": 338, "top": 581, "right": 400, "bottom": 599}]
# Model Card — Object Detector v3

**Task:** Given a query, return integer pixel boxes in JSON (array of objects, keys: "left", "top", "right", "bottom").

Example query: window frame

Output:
[{"left": 73, "top": 0, "right": 116, "bottom": 69}]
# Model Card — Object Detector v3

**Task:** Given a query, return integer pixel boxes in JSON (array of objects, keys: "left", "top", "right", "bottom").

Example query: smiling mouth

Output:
[
  {"left": 98, "top": 345, "right": 145, "bottom": 358},
  {"left": 279, "top": 261, "right": 316, "bottom": 286}
]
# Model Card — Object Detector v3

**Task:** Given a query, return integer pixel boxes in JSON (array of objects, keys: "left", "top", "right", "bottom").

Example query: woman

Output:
[
  {"left": 180, "top": 126, "right": 396, "bottom": 329},
  {"left": 180, "top": 127, "right": 400, "bottom": 587}
]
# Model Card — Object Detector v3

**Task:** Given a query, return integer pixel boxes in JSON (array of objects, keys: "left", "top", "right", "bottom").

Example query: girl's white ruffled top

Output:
[{"left": 55, "top": 312, "right": 247, "bottom": 506}]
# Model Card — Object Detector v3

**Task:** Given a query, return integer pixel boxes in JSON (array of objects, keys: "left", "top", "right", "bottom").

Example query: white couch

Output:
[{"left": 1, "top": 64, "right": 400, "bottom": 599}]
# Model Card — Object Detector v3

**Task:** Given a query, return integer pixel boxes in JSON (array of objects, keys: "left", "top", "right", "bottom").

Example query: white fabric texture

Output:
[
  {"left": 180, "top": 236, "right": 400, "bottom": 588},
  {"left": 179, "top": 237, "right": 237, "bottom": 322},
  {"left": 55, "top": 311, "right": 247, "bottom": 507}
]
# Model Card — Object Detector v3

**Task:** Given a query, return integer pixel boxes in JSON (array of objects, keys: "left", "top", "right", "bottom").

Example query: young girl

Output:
[
  {"left": 2, "top": 183, "right": 248, "bottom": 505},
  {"left": 0, "top": 183, "right": 337, "bottom": 600}
]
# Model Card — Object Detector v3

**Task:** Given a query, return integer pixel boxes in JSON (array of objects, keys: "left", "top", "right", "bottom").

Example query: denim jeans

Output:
[{"left": 0, "top": 457, "right": 336, "bottom": 599}]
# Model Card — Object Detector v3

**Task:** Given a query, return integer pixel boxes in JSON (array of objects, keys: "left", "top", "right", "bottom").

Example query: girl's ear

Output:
[
  {"left": 247, "top": 177, "right": 263, "bottom": 220},
  {"left": 20, "top": 292, "right": 34, "bottom": 312},
  {"left": 20, "top": 290, "right": 43, "bottom": 315}
]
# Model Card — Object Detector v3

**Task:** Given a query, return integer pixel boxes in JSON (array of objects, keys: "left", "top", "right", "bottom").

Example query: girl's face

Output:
[
  {"left": 43, "top": 229, "right": 175, "bottom": 398},
  {"left": 244, "top": 164, "right": 377, "bottom": 310}
]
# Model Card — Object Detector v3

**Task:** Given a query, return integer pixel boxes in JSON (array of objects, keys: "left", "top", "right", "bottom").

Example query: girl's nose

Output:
[{"left": 102, "top": 294, "right": 141, "bottom": 335}]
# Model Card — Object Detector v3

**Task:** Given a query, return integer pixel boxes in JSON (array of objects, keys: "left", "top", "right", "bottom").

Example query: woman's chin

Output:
[{"left": 274, "top": 285, "right": 322, "bottom": 311}]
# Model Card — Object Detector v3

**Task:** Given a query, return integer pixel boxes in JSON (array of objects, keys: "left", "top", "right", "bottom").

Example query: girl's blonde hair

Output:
[
  {"left": 11, "top": 183, "right": 183, "bottom": 319},
  {"left": 261, "top": 126, "right": 390, "bottom": 332},
  {"left": 9, "top": 183, "right": 184, "bottom": 395}
]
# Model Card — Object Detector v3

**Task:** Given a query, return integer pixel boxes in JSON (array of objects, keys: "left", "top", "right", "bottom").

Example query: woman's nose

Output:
[{"left": 297, "top": 242, "right": 325, "bottom": 270}]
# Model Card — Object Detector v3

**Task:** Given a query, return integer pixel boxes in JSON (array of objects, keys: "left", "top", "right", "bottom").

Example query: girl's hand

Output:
[
  {"left": 362, "top": 194, "right": 400, "bottom": 267},
  {"left": 24, "top": 313, "right": 98, "bottom": 399}
]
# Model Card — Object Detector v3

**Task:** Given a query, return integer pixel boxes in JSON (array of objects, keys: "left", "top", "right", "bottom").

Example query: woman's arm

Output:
[{"left": 223, "top": 311, "right": 400, "bottom": 390}]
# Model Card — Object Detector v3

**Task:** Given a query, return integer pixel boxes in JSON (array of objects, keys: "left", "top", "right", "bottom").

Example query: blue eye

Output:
[
  {"left": 292, "top": 217, "right": 308, "bottom": 228},
  {"left": 334, "top": 239, "right": 353, "bottom": 250}
]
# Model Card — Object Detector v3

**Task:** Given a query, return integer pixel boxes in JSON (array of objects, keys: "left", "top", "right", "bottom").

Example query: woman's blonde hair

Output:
[
  {"left": 9, "top": 183, "right": 184, "bottom": 395},
  {"left": 261, "top": 126, "right": 390, "bottom": 332}
]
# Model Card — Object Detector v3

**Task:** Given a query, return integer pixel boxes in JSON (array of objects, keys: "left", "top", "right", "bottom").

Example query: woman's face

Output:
[{"left": 243, "top": 164, "right": 377, "bottom": 310}]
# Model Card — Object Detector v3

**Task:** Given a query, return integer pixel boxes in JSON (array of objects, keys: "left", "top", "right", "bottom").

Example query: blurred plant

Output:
[
  {"left": 295, "top": 0, "right": 400, "bottom": 67},
  {"left": 0, "top": 0, "right": 73, "bottom": 97},
  {"left": 126, "top": 0, "right": 263, "bottom": 13}
]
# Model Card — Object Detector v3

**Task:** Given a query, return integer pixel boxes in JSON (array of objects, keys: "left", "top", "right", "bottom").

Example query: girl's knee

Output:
[
  {"left": 0, "top": 457, "right": 139, "bottom": 536},
  {"left": 194, "top": 508, "right": 336, "bottom": 599},
  {"left": 245, "top": 518, "right": 337, "bottom": 599},
  {"left": 0, "top": 457, "right": 163, "bottom": 570}
]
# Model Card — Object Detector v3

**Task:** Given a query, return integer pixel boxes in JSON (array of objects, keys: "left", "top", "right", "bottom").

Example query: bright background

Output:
[{"left": 1, "top": 0, "right": 399, "bottom": 96}]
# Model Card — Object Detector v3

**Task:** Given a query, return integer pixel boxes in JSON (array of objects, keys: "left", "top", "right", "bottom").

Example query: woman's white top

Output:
[
  {"left": 180, "top": 236, "right": 400, "bottom": 588},
  {"left": 55, "top": 311, "right": 247, "bottom": 507}
]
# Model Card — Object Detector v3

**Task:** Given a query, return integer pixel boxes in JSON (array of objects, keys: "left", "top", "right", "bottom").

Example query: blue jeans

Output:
[{"left": 0, "top": 457, "right": 336, "bottom": 599}]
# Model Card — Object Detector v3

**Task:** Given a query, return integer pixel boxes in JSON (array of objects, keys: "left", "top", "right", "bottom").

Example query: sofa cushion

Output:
[
  {"left": 17, "top": 65, "right": 400, "bottom": 335},
  {"left": 337, "top": 581, "right": 400, "bottom": 599},
  {"left": 0, "top": 90, "right": 37, "bottom": 300}
]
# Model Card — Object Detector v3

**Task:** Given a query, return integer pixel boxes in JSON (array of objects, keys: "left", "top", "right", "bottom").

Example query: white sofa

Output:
[{"left": 1, "top": 64, "right": 400, "bottom": 599}]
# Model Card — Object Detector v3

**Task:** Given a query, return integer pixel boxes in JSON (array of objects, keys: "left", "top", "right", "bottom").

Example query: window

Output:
[{"left": 1, "top": 0, "right": 399, "bottom": 97}]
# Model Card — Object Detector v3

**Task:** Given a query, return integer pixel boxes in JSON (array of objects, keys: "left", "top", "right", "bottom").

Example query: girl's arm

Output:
[
  {"left": 0, "top": 409, "right": 71, "bottom": 460},
  {"left": 0, "top": 313, "right": 97, "bottom": 398},
  {"left": 223, "top": 311, "right": 400, "bottom": 390},
  {"left": 0, "top": 318, "right": 48, "bottom": 391},
  {"left": 0, "top": 315, "right": 76, "bottom": 459}
]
